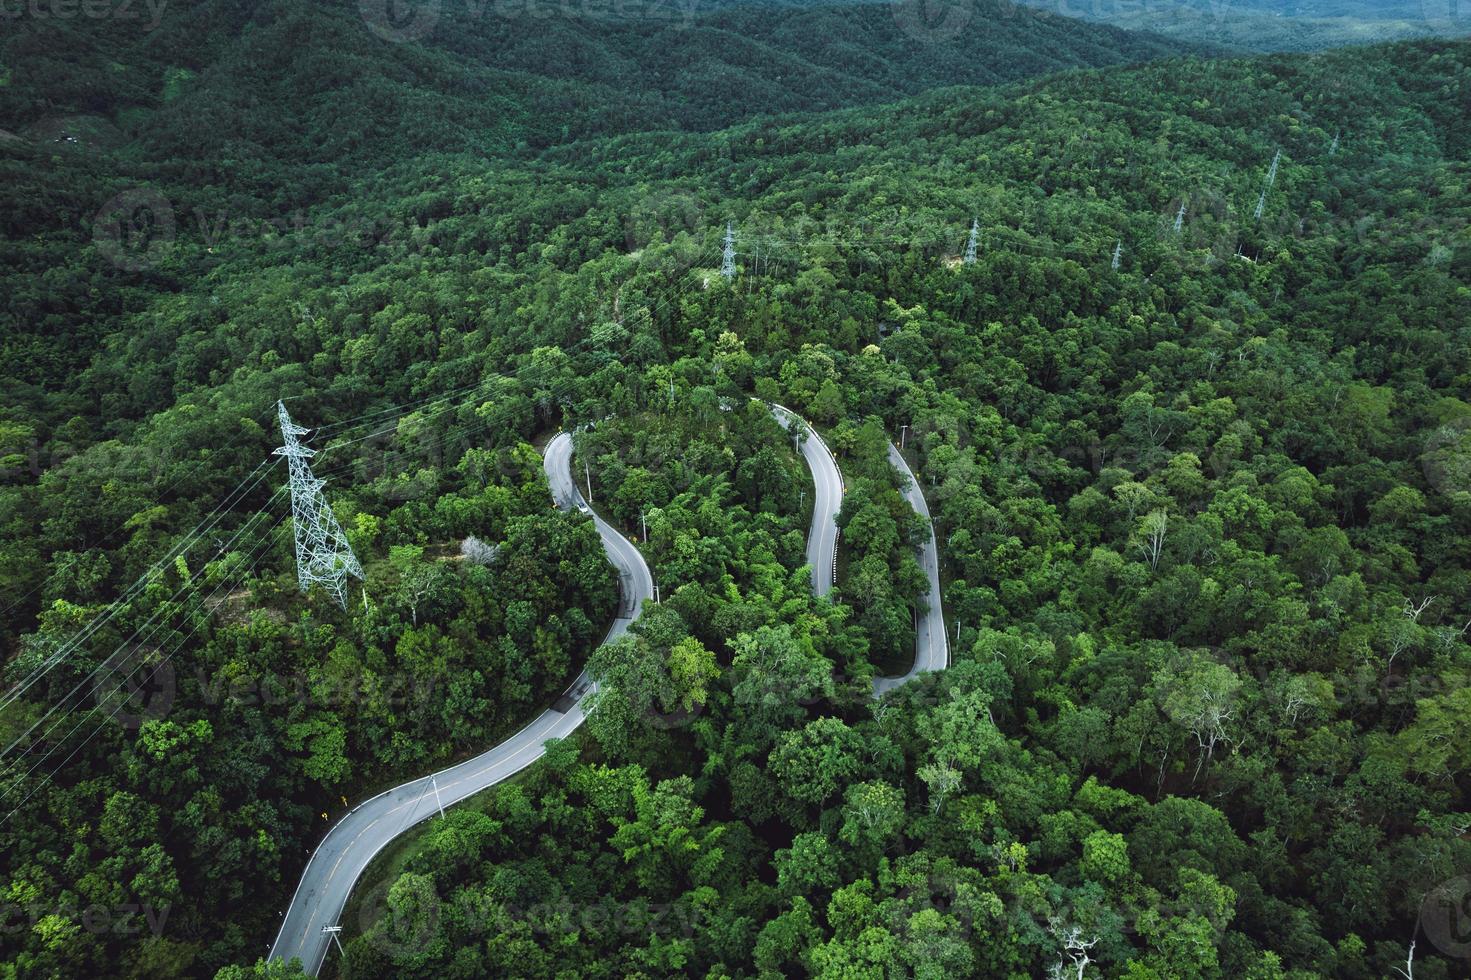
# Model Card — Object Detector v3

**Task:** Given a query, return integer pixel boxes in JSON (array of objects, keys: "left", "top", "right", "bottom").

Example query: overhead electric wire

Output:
[
  {"left": 0, "top": 515, "right": 292, "bottom": 829},
  {"left": 0, "top": 463, "right": 282, "bottom": 713},
  {"left": 0, "top": 382, "right": 285, "bottom": 612},
  {"left": 0, "top": 244, "right": 717, "bottom": 719},
  {"left": 0, "top": 457, "right": 275, "bottom": 627},
  {"left": 0, "top": 133, "right": 1350, "bottom": 825},
  {"left": 0, "top": 245, "right": 718, "bottom": 791},
  {"left": 307, "top": 258, "right": 721, "bottom": 487},
  {"left": 0, "top": 497, "right": 287, "bottom": 765},
  {"left": 1, "top": 348, "right": 652, "bottom": 798}
]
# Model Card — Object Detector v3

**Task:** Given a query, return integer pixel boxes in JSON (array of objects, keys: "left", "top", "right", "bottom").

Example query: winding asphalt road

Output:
[
  {"left": 270, "top": 410, "right": 942, "bottom": 973},
  {"left": 768, "top": 403, "right": 947, "bottom": 692},
  {"left": 268, "top": 432, "right": 651, "bottom": 975},
  {"left": 874, "top": 442, "right": 948, "bottom": 695},
  {"left": 768, "top": 402, "right": 843, "bottom": 597}
]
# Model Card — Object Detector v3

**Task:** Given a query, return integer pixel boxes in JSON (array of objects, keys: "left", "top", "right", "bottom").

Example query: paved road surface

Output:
[
  {"left": 268, "top": 431, "right": 651, "bottom": 975},
  {"left": 270, "top": 411, "right": 933, "bottom": 974},
  {"left": 873, "top": 442, "right": 948, "bottom": 696},
  {"left": 768, "top": 402, "right": 842, "bottom": 597},
  {"left": 768, "top": 406, "right": 947, "bottom": 695}
]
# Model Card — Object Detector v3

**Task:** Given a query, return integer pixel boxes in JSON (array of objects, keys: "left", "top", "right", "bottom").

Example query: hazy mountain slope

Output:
[
  {"left": 1, "top": 0, "right": 1199, "bottom": 177},
  {"left": 1017, "top": 0, "right": 1471, "bottom": 51},
  {"left": 0, "top": 0, "right": 1201, "bottom": 382}
]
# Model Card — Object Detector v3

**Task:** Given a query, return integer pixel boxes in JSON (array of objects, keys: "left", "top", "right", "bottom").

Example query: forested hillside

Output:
[
  {"left": 0, "top": 0, "right": 1192, "bottom": 171},
  {"left": 0, "top": 0, "right": 1469, "bottom": 974},
  {"left": 0, "top": 0, "right": 1194, "bottom": 385},
  {"left": 320, "top": 41, "right": 1466, "bottom": 978}
]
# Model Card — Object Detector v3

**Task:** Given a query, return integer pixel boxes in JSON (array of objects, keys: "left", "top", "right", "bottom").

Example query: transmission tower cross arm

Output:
[{"left": 276, "top": 400, "right": 311, "bottom": 440}]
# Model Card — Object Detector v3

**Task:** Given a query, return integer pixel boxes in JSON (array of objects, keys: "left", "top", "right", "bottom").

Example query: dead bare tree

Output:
[
  {"left": 1403, "top": 595, "right": 1437, "bottom": 622},
  {"left": 1392, "top": 938, "right": 1415, "bottom": 980},
  {"left": 1047, "top": 919, "right": 1099, "bottom": 980},
  {"left": 1136, "top": 509, "right": 1168, "bottom": 572},
  {"left": 460, "top": 535, "right": 502, "bottom": 566}
]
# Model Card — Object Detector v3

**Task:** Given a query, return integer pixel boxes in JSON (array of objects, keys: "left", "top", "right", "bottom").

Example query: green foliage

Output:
[
  {"left": 0, "top": 440, "right": 613, "bottom": 975},
  {"left": 1, "top": 5, "right": 1469, "bottom": 976}
]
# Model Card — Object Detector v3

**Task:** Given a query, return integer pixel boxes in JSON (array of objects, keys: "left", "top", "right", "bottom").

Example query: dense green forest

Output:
[
  {"left": 333, "top": 41, "right": 1467, "bottom": 977},
  {"left": 1, "top": 0, "right": 1192, "bottom": 142},
  {"left": 0, "top": 0, "right": 1196, "bottom": 385},
  {"left": 1, "top": 0, "right": 1469, "bottom": 975}
]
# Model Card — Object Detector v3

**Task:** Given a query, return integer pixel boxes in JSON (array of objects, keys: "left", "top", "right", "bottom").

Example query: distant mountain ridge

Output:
[
  {"left": 1016, "top": 0, "right": 1471, "bottom": 51},
  {"left": 0, "top": 0, "right": 1199, "bottom": 183},
  {"left": 0, "top": 0, "right": 1200, "bottom": 382}
]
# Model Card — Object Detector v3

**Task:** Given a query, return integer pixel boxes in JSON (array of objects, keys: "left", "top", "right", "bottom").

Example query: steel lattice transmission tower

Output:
[
  {"left": 1254, "top": 149, "right": 1281, "bottom": 222},
  {"left": 274, "top": 401, "right": 363, "bottom": 608},
  {"left": 720, "top": 222, "right": 737, "bottom": 281},
  {"left": 963, "top": 219, "right": 978, "bottom": 264}
]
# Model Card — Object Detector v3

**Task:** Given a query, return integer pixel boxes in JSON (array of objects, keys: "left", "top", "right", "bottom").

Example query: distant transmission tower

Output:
[
  {"left": 274, "top": 401, "right": 363, "bottom": 608},
  {"left": 963, "top": 218, "right": 978, "bottom": 264},
  {"left": 1254, "top": 149, "right": 1281, "bottom": 222},
  {"left": 1111, "top": 240, "right": 1123, "bottom": 271},
  {"left": 721, "top": 222, "right": 736, "bottom": 281},
  {"left": 1173, "top": 201, "right": 1187, "bottom": 234},
  {"left": 1329, "top": 130, "right": 1340, "bottom": 156}
]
